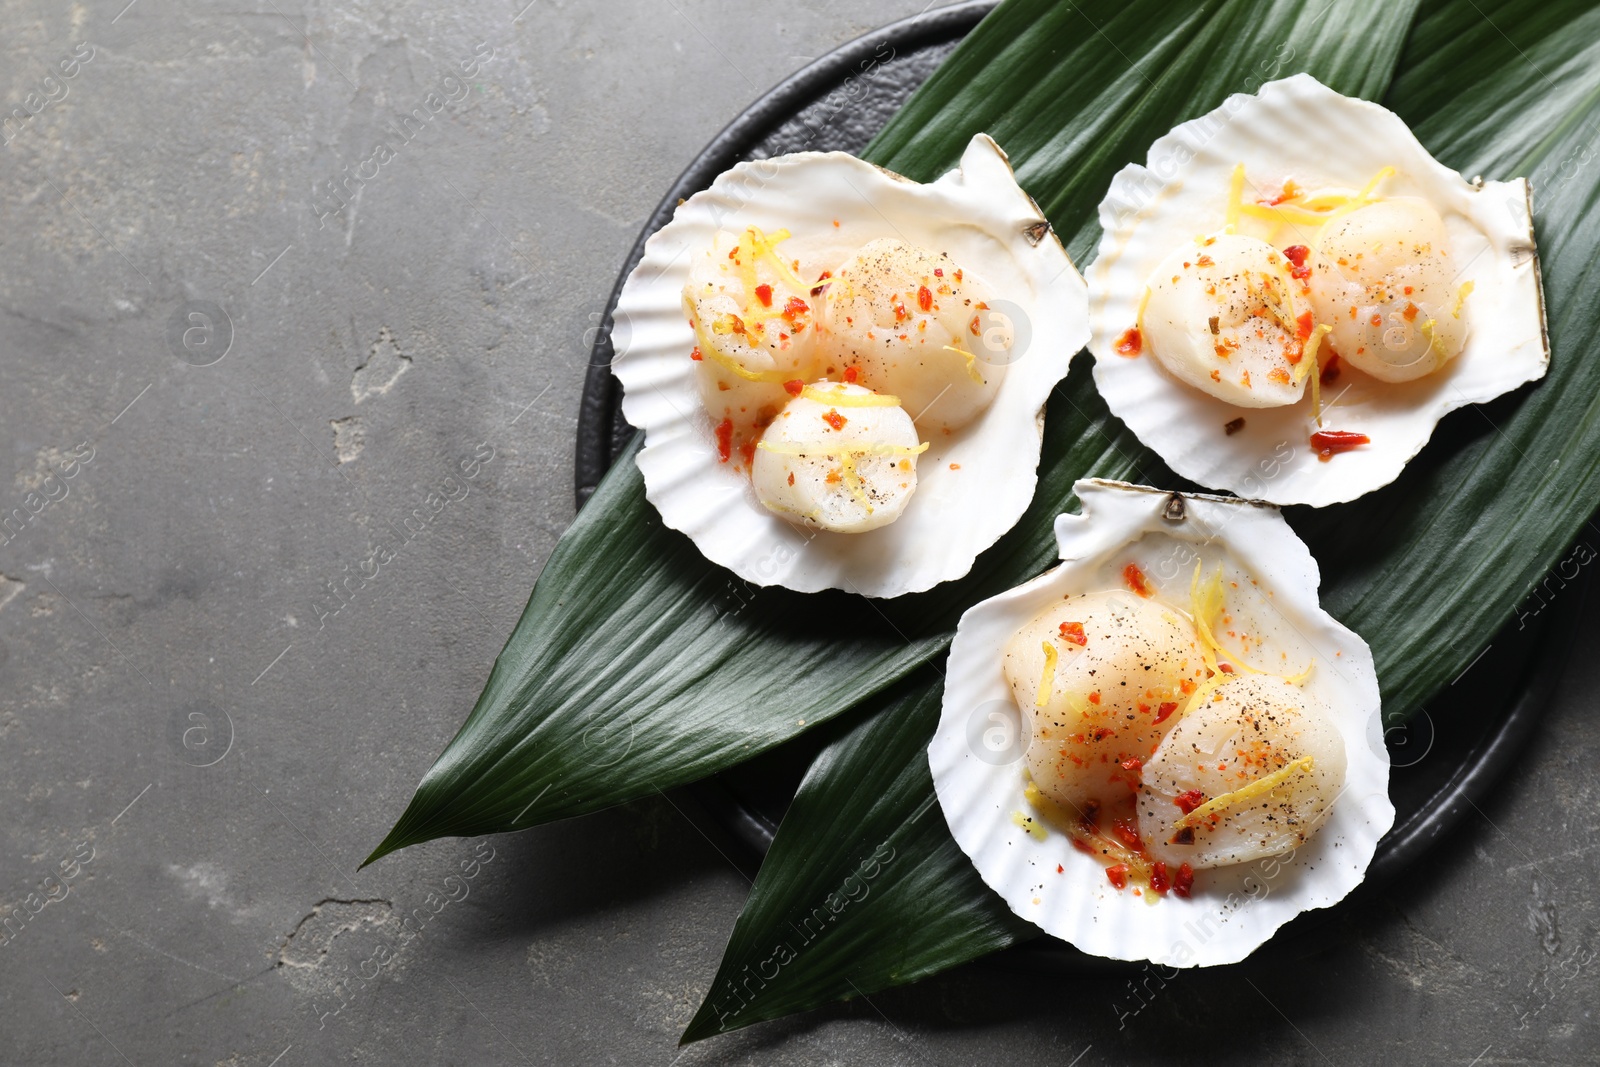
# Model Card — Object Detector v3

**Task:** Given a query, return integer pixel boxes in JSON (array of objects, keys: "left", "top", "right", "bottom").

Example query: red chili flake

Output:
[
  {"left": 1113, "top": 819, "right": 1144, "bottom": 852},
  {"left": 1282, "top": 244, "right": 1312, "bottom": 281},
  {"left": 843, "top": 366, "right": 860, "bottom": 383},
  {"left": 893, "top": 301, "right": 909, "bottom": 322},
  {"left": 969, "top": 314, "right": 982, "bottom": 335},
  {"left": 1069, "top": 837, "right": 1092, "bottom": 854},
  {"left": 1123, "top": 562, "right": 1153, "bottom": 597},
  {"left": 714, "top": 419, "right": 733, "bottom": 463},
  {"left": 1106, "top": 864, "right": 1129, "bottom": 890},
  {"left": 810, "top": 271, "right": 833, "bottom": 298},
  {"left": 1120, "top": 757, "right": 1143, "bottom": 772},
  {"left": 1403, "top": 285, "right": 1414, "bottom": 295},
  {"left": 1173, "top": 862, "right": 1195, "bottom": 899},
  {"left": 822, "top": 409, "right": 847, "bottom": 431},
  {"left": 783, "top": 379, "right": 804, "bottom": 397},
  {"left": 1115, "top": 327, "right": 1143, "bottom": 357},
  {"left": 1174, "top": 789, "right": 1206, "bottom": 815},
  {"left": 1311, "top": 429, "right": 1370, "bottom": 461},
  {"left": 954, "top": 269, "right": 964, "bottom": 282},
  {"left": 1320, "top": 351, "right": 1342, "bottom": 385},
  {"left": 787, "top": 472, "right": 795, "bottom": 486},
  {"left": 1402, "top": 301, "right": 1419, "bottom": 322},
  {"left": 1295, "top": 311, "right": 1314, "bottom": 341},
  {"left": 1058, "top": 621, "right": 1087, "bottom": 646},
  {"left": 782, "top": 296, "right": 809, "bottom": 323},
  {"left": 738, "top": 439, "right": 756, "bottom": 467},
  {"left": 1196, "top": 254, "right": 1214, "bottom": 267},
  {"left": 690, "top": 346, "right": 703, "bottom": 362},
  {"left": 934, "top": 268, "right": 944, "bottom": 278},
  {"left": 1056, "top": 864, "right": 1064, "bottom": 874},
  {"left": 1153, "top": 701, "right": 1179, "bottom": 724},
  {"left": 1090, "top": 726, "right": 1115, "bottom": 742},
  {"left": 754, "top": 283, "right": 773, "bottom": 308},
  {"left": 1218, "top": 663, "right": 1234, "bottom": 674},
  {"left": 1150, "top": 861, "right": 1171, "bottom": 896},
  {"left": 917, "top": 285, "right": 933, "bottom": 312},
  {"left": 1088, "top": 691, "right": 1102, "bottom": 705},
  {"left": 1370, "top": 313, "right": 1383, "bottom": 327}
]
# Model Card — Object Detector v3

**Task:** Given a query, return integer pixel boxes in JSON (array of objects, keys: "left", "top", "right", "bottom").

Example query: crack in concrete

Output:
[{"left": 277, "top": 897, "right": 393, "bottom": 970}]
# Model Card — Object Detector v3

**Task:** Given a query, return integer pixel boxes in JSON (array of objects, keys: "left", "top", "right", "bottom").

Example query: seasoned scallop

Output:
[
  {"left": 1307, "top": 198, "right": 1467, "bottom": 382},
  {"left": 683, "top": 227, "right": 823, "bottom": 467},
  {"left": 1140, "top": 234, "right": 1313, "bottom": 408},
  {"left": 824, "top": 238, "right": 1008, "bottom": 435},
  {"left": 751, "top": 382, "right": 923, "bottom": 533},
  {"left": 1139, "top": 674, "right": 1348, "bottom": 869},
  {"left": 1002, "top": 590, "right": 1204, "bottom": 814}
]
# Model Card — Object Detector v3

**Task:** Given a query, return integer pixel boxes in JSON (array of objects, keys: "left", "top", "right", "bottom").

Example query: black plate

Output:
[{"left": 575, "top": 3, "right": 1586, "bottom": 970}]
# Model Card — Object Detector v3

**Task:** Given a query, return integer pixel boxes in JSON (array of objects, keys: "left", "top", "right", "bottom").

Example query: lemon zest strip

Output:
[
  {"left": 728, "top": 227, "right": 811, "bottom": 325},
  {"left": 1190, "top": 562, "right": 1265, "bottom": 677},
  {"left": 1295, "top": 322, "right": 1333, "bottom": 386},
  {"left": 1225, "top": 163, "right": 1246, "bottom": 230},
  {"left": 1176, "top": 756, "right": 1316, "bottom": 829},
  {"left": 1421, "top": 317, "right": 1448, "bottom": 358},
  {"left": 1229, "top": 165, "right": 1394, "bottom": 233},
  {"left": 1035, "top": 642, "right": 1058, "bottom": 708},
  {"left": 941, "top": 343, "right": 987, "bottom": 384},
  {"left": 689, "top": 315, "right": 791, "bottom": 383},
  {"left": 1283, "top": 660, "right": 1316, "bottom": 686},
  {"left": 838, "top": 453, "right": 872, "bottom": 510},
  {"left": 743, "top": 226, "right": 808, "bottom": 292},
  {"left": 1011, "top": 809, "right": 1048, "bottom": 841},
  {"left": 801, "top": 384, "right": 902, "bottom": 407}
]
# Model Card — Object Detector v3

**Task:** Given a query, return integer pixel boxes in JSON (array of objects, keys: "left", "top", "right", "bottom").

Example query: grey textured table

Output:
[{"left": 2, "top": 2, "right": 1596, "bottom": 1064}]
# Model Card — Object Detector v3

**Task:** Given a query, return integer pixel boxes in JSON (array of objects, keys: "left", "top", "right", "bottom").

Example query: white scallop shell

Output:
[
  {"left": 929, "top": 479, "right": 1393, "bottom": 966},
  {"left": 1089, "top": 74, "right": 1547, "bottom": 507},
  {"left": 611, "top": 135, "right": 1089, "bottom": 597}
]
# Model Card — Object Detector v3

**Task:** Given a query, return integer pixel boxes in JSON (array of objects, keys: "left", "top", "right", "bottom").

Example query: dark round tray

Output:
[{"left": 575, "top": 2, "right": 1585, "bottom": 971}]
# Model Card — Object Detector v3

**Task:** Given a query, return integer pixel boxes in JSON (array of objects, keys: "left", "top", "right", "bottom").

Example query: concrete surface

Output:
[{"left": 1, "top": 1, "right": 1596, "bottom": 1064}]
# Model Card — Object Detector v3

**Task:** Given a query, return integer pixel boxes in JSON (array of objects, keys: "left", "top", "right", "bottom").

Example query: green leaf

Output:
[
  {"left": 679, "top": 674, "right": 1033, "bottom": 1044},
  {"left": 688, "top": 0, "right": 1600, "bottom": 1036}
]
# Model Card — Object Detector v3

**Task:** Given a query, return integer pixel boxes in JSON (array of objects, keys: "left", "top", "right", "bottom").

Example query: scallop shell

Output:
[
  {"left": 928, "top": 479, "right": 1393, "bottom": 966},
  {"left": 1089, "top": 74, "right": 1547, "bottom": 507},
  {"left": 611, "top": 134, "right": 1088, "bottom": 597}
]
